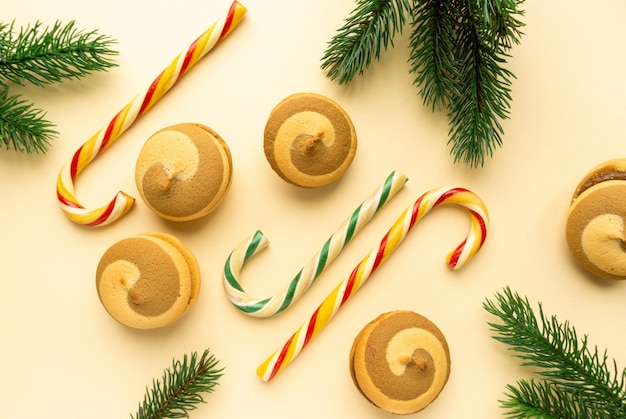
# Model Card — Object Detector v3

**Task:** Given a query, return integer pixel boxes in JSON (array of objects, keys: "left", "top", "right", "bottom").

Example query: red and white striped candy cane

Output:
[
  {"left": 56, "top": 1, "right": 247, "bottom": 226},
  {"left": 256, "top": 186, "right": 489, "bottom": 382}
]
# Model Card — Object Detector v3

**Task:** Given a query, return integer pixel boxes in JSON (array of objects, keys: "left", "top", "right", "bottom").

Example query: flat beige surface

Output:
[{"left": 2, "top": 1, "right": 626, "bottom": 417}]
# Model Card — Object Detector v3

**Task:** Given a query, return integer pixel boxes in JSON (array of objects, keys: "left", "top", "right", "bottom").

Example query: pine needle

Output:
[
  {"left": 131, "top": 349, "right": 224, "bottom": 419},
  {"left": 484, "top": 287, "right": 626, "bottom": 418}
]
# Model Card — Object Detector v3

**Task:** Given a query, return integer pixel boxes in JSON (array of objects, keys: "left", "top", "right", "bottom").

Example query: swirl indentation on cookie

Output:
[
  {"left": 276, "top": 111, "right": 346, "bottom": 176},
  {"left": 351, "top": 311, "right": 450, "bottom": 415},
  {"left": 135, "top": 123, "right": 232, "bottom": 221},
  {"left": 566, "top": 179, "right": 626, "bottom": 280},
  {"left": 105, "top": 259, "right": 140, "bottom": 290},
  {"left": 96, "top": 235, "right": 193, "bottom": 329},
  {"left": 582, "top": 214, "right": 626, "bottom": 276},
  {"left": 141, "top": 129, "right": 221, "bottom": 217},
  {"left": 264, "top": 93, "right": 357, "bottom": 187},
  {"left": 141, "top": 130, "right": 200, "bottom": 182},
  {"left": 369, "top": 321, "right": 447, "bottom": 402},
  {"left": 386, "top": 328, "right": 441, "bottom": 378}
]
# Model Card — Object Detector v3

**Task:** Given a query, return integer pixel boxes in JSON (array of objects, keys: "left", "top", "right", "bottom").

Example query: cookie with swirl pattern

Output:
[
  {"left": 135, "top": 123, "right": 233, "bottom": 221},
  {"left": 95, "top": 232, "right": 200, "bottom": 329},
  {"left": 264, "top": 93, "right": 357, "bottom": 188},
  {"left": 349, "top": 311, "right": 451, "bottom": 415},
  {"left": 566, "top": 158, "right": 626, "bottom": 280}
]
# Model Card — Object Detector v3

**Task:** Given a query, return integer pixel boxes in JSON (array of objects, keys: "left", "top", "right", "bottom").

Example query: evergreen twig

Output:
[
  {"left": 444, "top": 1, "right": 514, "bottom": 167},
  {"left": 409, "top": 0, "right": 461, "bottom": 111},
  {"left": 484, "top": 287, "right": 626, "bottom": 418},
  {"left": 0, "top": 20, "right": 118, "bottom": 86},
  {"left": 131, "top": 349, "right": 224, "bottom": 419},
  {"left": 446, "top": 1, "right": 524, "bottom": 166},
  {"left": 0, "top": 86, "right": 56, "bottom": 153},
  {"left": 321, "top": 0, "right": 412, "bottom": 85},
  {"left": 321, "top": 0, "right": 525, "bottom": 167},
  {"left": 501, "top": 378, "right": 608, "bottom": 418},
  {"left": 0, "top": 20, "right": 118, "bottom": 154}
]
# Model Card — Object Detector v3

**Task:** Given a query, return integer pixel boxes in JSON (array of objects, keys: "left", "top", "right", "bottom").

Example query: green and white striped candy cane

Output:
[{"left": 222, "top": 170, "right": 408, "bottom": 317}]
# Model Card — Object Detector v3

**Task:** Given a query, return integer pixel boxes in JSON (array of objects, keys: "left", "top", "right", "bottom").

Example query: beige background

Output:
[{"left": 2, "top": 0, "right": 626, "bottom": 417}]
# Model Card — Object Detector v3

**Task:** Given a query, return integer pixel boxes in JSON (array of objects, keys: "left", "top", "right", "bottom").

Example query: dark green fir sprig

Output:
[
  {"left": 484, "top": 287, "right": 626, "bottom": 418},
  {"left": 0, "top": 85, "right": 56, "bottom": 153},
  {"left": 0, "top": 20, "right": 118, "bottom": 154},
  {"left": 321, "top": 0, "right": 525, "bottom": 167},
  {"left": 131, "top": 349, "right": 224, "bottom": 419}
]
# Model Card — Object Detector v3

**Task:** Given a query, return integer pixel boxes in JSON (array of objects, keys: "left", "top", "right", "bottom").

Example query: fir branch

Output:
[
  {"left": 501, "top": 378, "right": 605, "bottom": 418},
  {"left": 0, "top": 85, "right": 56, "bottom": 153},
  {"left": 479, "top": 0, "right": 525, "bottom": 48},
  {"left": 484, "top": 287, "right": 626, "bottom": 418},
  {"left": 408, "top": 0, "right": 462, "bottom": 110},
  {"left": 0, "top": 20, "right": 118, "bottom": 154},
  {"left": 446, "top": 2, "right": 516, "bottom": 167},
  {"left": 131, "top": 349, "right": 224, "bottom": 419},
  {"left": 409, "top": 0, "right": 525, "bottom": 167},
  {"left": 321, "top": 0, "right": 412, "bottom": 84},
  {"left": 322, "top": 0, "right": 525, "bottom": 167},
  {"left": 0, "top": 20, "right": 118, "bottom": 87}
]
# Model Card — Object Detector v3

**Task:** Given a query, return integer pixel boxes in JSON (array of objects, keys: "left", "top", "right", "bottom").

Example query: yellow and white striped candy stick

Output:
[
  {"left": 256, "top": 186, "right": 489, "bottom": 382},
  {"left": 56, "top": 1, "right": 247, "bottom": 226}
]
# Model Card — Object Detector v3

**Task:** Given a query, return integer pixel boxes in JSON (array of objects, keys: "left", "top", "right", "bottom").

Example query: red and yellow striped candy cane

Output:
[
  {"left": 256, "top": 186, "right": 489, "bottom": 382},
  {"left": 56, "top": 1, "right": 247, "bottom": 226}
]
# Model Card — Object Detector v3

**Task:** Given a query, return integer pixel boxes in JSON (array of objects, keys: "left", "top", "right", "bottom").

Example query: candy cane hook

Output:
[
  {"left": 223, "top": 171, "right": 408, "bottom": 317},
  {"left": 256, "top": 186, "right": 489, "bottom": 382},
  {"left": 56, "top": 1, "right": 247, "bottom": 226}
]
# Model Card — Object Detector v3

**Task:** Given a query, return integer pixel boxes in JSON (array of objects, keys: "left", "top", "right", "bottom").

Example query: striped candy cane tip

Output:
[
  {"left": 434, "top": 187, "right": 488, "bottom": 269},
  {"left": 223, "top": 1, "right": 248, "bottom": 38},
  {"left": 62, "top": 191, "right": 135, "bottom": 227},
  {"left": 257, "top": 333, "right": 295, "bottom": 381},
  {"left": 245, "top": 230, "right": 269, "bottom": 258},
  {"left": 224, "top": 230, "right": 268, "bottom": 268},
  {"left": 86, "top": 192, "right": 135, "bottom": 227}
]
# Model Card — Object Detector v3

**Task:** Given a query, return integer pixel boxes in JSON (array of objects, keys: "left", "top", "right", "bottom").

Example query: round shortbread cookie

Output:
[
  {"left": 349, "top": 311, "right": 450, "bottom": 415},
  {"left": 135, "top": 123, "right": 233, "bottom": 221},
  {"left": 95, "top": 233, "right": 200, "bottom": 329},
  {"left": 264, "top": 92, "right": 357, "bottom": 188},
  {"left": 566, "top": 158, "right": 626, "bottom": 280}
]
